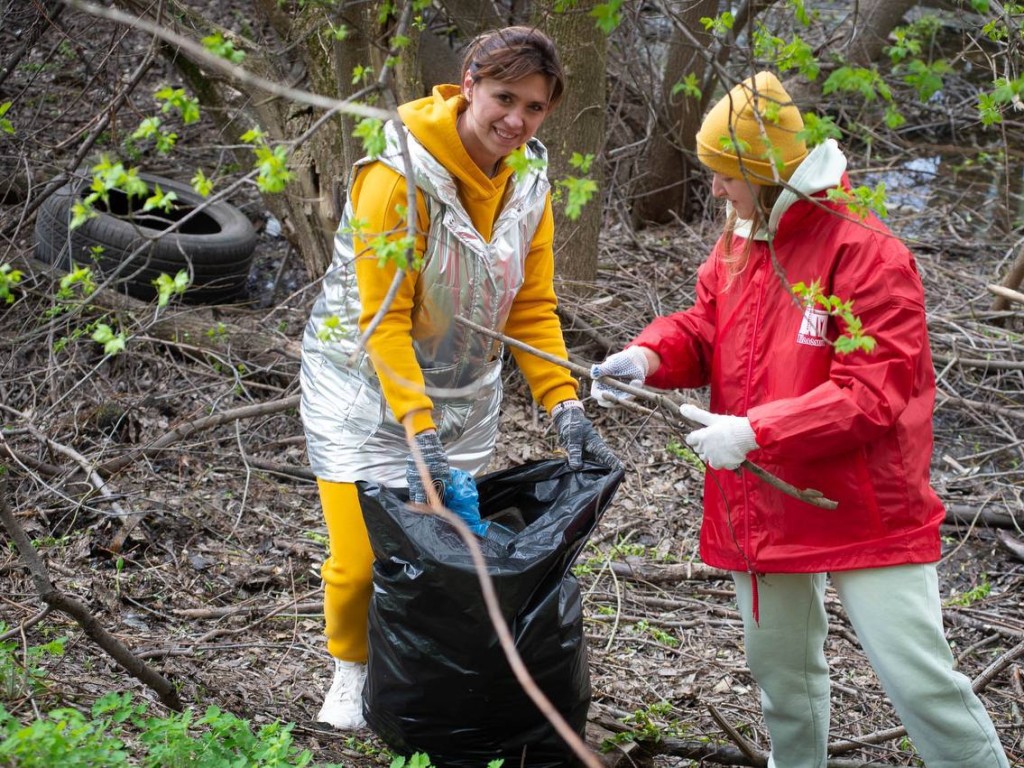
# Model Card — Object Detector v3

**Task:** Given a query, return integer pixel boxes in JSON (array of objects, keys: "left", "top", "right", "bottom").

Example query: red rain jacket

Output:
[{"left": 634, "top": 183, "right": 945, "bottom": 574}]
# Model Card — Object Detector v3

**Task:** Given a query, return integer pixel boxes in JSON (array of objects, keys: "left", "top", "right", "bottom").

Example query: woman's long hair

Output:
[{"left": 720, "top": 183, "right": 783, "bottom": 283}]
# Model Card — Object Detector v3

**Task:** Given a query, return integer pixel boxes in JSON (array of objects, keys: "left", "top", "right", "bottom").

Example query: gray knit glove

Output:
[
  {"left": 590, "top": 347, "right": 650, "bottom": 407},
  {"left": 406, "top": 429, "right": 451, "bottom": 503},
  {"left": 552, "top": 400, "right": 622, "bottom": 470}
]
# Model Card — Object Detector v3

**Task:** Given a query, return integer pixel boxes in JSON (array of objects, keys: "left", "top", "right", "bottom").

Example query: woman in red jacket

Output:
[{"left": 591, "top": 71, "right": 1009, "bottom": 767}]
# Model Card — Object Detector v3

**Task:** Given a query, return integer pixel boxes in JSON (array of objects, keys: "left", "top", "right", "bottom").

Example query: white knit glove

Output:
[
  {"left": 679, "top": 404, "right": 759, "bottom": 470},
  {"left": 589, "top": 347, "right": 650, "bottom": 408}
]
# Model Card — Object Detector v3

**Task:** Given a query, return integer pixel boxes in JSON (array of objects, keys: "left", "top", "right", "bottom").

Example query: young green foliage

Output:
[
  {"left": 1, "top": 102, "right": 15, "bottom": 134},
  {"left": 791, "top": 279, "right": 877, "bottom": 355},
  {"left": 153, "top": 270, "right": 191, "bottom": 307},
  {"left": 240, "top": 127, "right": 294, "bottom": 193},
  {"left": 390, "top": 753, "right": 436, "bottom": 768},
  {"left": 601, "top": 701, "right": 688, "bottom": 749},
  {"left": 70, "top": 157, "right": 150, "bottom": 230},
  {"left": 91, "top": 323, "right": 127, "bottom": 356},
  {"left": 556, "top": 152, "right": 598, "bottom": 221},
  {"left": 0, "top": 264, "right": 23, "bottom": 304},
  {"left": 201, "top": 32, "right": 245, "bottom": 64},
  {"left": 505, "top": 147, "right": 547, "bottom": 180},
  {"left": 825, "top": 183, "right": 889, "bottom": 220},
  {"left": 354, "top": 118, "right": 386, "bottom": 158},
  {"left": 671, "top": 73, "right": 701, "bottom": 100},
  {"left": 590, "top": 0, "right": 625, "bottom": 34}
]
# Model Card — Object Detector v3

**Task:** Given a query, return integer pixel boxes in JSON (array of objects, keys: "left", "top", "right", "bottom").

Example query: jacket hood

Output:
[
  {"left": 397, "top": 84, "right": 512, "bottom": 198},
  {"left": 733, "top": 138, "right": 848, "bottom": 240}
]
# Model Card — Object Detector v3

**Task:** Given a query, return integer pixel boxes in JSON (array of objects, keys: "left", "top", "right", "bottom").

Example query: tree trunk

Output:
[
  {"left": 535, "top": 1, "right": 608, "bottom": 288},
  {"left": 440, "top": 0, "right": 503, "bottom": 38},
  {"left": 633, "top": 0, "right": 717, "bottom": 225},
  {"left": 839, "top": 0, "right": 920, "bottom": 66}
]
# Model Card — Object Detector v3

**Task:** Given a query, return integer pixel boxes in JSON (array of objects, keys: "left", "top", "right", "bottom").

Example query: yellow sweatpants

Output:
[{"left": 317, "top": 479, "right": 374, "bottom": 662}]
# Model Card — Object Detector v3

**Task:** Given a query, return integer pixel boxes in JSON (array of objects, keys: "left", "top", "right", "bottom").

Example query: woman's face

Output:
[
  {"left": 458, "top": 71, "right": 553, "bottom": 175},
  {"left": 711, "top": 172, "right": 762, "bottom": 220}
]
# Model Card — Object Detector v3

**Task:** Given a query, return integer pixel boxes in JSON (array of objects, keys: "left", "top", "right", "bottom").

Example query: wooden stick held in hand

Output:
[{"left": 454, "top": 315, "right": 838, "bottom": 511}]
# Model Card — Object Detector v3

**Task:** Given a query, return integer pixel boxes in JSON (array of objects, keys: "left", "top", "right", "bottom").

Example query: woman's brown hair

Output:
[{"left": 460, "top": 26, "right": 565, "bottom": 109}]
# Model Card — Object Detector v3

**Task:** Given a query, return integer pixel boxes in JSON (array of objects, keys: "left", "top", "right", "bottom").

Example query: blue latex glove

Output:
[
  {"left": 552, "top": 400, "right": 622, "bottom": 470},
  {"left": 406, "top": 429, "right": 451, "bottom": 504},
  {"left": 445, "top": 469, "right": 516, "bottom": 543},
  {"left": 444, "top": 469, "right": 488, "bottom": 536},
  {"left": 590, "top": 347, "right": 650, "bottom": 407}
]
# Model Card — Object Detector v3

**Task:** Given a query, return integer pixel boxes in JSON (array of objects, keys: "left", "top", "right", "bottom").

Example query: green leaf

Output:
[
  {"left": 316, "top": 315, "right": 349, "bottom": 343},
  {"left": 407, "top": 753, "right": 434, "bottom": 768},
  {"left": 353, "top": 118, "right": 385, "bottom": 158},
  {"left": 569, "top": 152, "right": 594, "bottom": 174},
  {"left": 351, "top": 64, "right": 373, "bottom": 86},
  {"left": 505, "top": 148, "right": 547, "bottom": 181},
  {"left": 883, "top": 105, "right": 906, "bottom": 129},
  {"left": 590, "top": 0, "right": 624, "bottom": 34},
  {"left": 131, "top": 116, "right": 161, "bottom": 141},
  {"left": 0, "top": 263, "right": 24, "bottom": 304},
  {"left": 70, "top": 200, "right": 98, "bottom": 230},
  {"left": 822, "top": 66, "right": 891, "bottom": 103},
  {"left": 191, "top": 169, "right": 214, "bottom": 197},
  {"left": 91, "top": 323, "right": 127, "bottom": 356},
  {"left": 700, "top": 12, "right": 734, "bottom": 35},
  {"left": 369, "top": 233, "right": 416, "bottom": 270},
  {"left": 797, "top": 112, "right": 842, "bottom": 145},
  {"left": 155, "top": 86, "right": 200, "bottom": 124},
  {"left": 0, "top": 101, "right": 13, "bottom": 134},
  {"left": 557, "top": 176, "right": 598, "bottom": 221},
  {"left": 141, "top": 185, "right": 177, "bottom": 214},
  {"left": 201, "top": 32, "right": 245, "bottom": 64},
  {"left": 240, "top": 126, "right": 265, "bottom": 143},
  {"left": 253, "top": 143, "right": 293, "bottom": 193},
  {"left": 670, "top": 73, "right": 702, "bottom": 100},
  {"left": 153, "top": 270, "right": 191, "bottom": 307}
]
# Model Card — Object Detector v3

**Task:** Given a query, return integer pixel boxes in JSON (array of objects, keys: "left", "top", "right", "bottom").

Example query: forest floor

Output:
[{"left": 1, "top": 5, "right": 1023, "bottom": 768}]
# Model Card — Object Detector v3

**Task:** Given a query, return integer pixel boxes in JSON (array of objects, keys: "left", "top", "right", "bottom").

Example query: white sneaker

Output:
[{"left": 316, "top": 659, "right": 367, "bottom": 730}]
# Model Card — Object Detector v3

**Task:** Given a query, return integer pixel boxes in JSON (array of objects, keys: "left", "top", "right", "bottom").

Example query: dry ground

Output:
[{"left": 1, "top": 216, "right": 1022, "bottom": 767}]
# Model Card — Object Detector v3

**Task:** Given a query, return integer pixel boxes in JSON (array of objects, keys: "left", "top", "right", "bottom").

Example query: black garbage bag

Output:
[{"left": 359, "top": 459, "right": 624, "bottom": 768}]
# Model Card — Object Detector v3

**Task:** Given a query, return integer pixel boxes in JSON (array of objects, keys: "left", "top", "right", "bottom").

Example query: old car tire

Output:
[{"left": 34, "top": 173, "right": 257, "bottom": 304}]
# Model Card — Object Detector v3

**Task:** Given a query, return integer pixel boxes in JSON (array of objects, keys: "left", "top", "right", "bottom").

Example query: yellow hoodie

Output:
[{"left": 351, "top": 85, "right": 579, "bottom": 434}]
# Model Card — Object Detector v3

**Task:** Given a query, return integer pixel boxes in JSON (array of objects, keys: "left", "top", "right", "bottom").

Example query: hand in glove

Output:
[
  {"left": 406, "top": 429, "right": 452, "bottom": 504},
  {"left": 552, "top": 400, "right": 622, "bottom": 470},
  {"left": 679, "top": 404, "right": 759, "bottom": 470},
  {"left": 590, "top": 347, "right": 650, "bottom": 408}
]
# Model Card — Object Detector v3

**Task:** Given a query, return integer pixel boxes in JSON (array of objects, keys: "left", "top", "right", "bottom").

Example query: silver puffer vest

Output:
[{"left": 300, "top": 120, "right": 549, "bottom": 485}]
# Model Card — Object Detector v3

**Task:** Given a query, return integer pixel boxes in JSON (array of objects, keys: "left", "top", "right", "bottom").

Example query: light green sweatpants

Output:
[{"left": 731, "top": 565, "right": 1009, "bottom": 768}]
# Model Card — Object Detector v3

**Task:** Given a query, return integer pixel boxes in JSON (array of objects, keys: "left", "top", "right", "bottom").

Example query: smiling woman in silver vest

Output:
[{"left": 300, "top": 26, "right": 620, "bottom": 731}]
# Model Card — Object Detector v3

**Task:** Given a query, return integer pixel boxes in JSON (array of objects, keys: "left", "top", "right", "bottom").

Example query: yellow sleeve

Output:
[
  {"left": 350, "top": 162, "right": 436, "bottom": 433},
  {"left": 502, "top": 195, "right": 580, "bottom": 413}
]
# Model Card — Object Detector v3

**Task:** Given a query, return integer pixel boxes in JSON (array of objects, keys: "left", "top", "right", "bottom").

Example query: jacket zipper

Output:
[{"left": 743, "top": 245, "right": 769, "bottom": 618}]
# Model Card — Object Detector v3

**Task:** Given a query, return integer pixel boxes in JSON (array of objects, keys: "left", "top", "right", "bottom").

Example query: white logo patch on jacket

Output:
[{"left": 797, "top": 306, "right": 829, "bottom": 347}]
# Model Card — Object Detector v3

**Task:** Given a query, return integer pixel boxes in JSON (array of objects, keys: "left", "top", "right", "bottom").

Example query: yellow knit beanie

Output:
[{"left": 695, "top": 71, "right": 807, "bottom": 184}]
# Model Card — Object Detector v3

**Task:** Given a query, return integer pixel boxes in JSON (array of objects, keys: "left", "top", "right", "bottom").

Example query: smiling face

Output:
[
  {"left": 457, "top": 71, "right": 553, "bottom": 175},
  {"left": 711, "top": 172, "right": 762, "bottom": 220}
]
